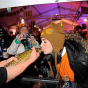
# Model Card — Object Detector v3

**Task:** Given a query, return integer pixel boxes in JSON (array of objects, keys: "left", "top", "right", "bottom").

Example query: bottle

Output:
[
  {"left": 24, "top": 34, "right": 32, "bottom": 49},
  {"left": 3, "top": 48, "right": 7, "bottom": 58},
  {"left": 62, "top": 75, "right": 72, "bottom": 88}
]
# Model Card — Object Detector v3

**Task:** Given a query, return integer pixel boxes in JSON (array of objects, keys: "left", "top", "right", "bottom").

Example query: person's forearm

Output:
[
  {"left": 6, "top": 57, "right": 33, "bottom": 83},
  {"left": 0, "top": 57, "right": 17, "bottom": 67},
  {"left": 0, "top": 60, "right": 7, "bottom": 67}
]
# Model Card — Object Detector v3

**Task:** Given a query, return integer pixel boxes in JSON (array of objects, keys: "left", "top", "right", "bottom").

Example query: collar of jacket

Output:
[{"left": 61, "top": 46, "right": 66, "bottom": 57}]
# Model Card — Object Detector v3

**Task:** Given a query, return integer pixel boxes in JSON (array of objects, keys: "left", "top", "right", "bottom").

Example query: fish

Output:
[{"left": 4, "top": 48, "right": 41, "bottom": 67}]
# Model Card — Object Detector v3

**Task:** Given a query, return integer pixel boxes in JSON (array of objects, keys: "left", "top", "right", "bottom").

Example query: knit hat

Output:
[
  {"left": 41, "top": 22, "right": 65, "bottom": 53},
  {"left": 41, "top": 22, "right": 65, "bottom": 79}
]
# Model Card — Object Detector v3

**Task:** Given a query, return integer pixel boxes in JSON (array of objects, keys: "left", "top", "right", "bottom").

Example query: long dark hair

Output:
[
  {"left": 44, "top": 48, "right": 64, "bottom": 77},
  {"left": 47, "top": 48, "right": 63, "bottom": 64}
]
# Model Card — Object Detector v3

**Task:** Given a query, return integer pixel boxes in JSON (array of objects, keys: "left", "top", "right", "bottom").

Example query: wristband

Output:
[
  {"left": 15, "top": 39, "right": 21, "bottom": 44},
  {"left": 32, "top": 42, "right": 37, "bottom": 46}
]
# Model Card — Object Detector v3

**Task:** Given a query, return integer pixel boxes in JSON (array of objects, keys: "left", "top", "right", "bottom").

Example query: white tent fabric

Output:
[{"left": 0, "top": 0, "right": 88, "bottom": 33}]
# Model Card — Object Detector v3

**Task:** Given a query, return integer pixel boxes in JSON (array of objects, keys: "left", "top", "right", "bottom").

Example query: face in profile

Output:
[
  {"left": 40, "top": 38, "right": 53, "bottom": 54},
  {"left": 20, "top": 27, "right": 29, "bottom": 34}
]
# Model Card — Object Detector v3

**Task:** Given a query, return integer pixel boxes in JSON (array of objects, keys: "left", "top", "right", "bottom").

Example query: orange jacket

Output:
[{"left": 57, "top": 52, "right": 74, "bottom": 82}]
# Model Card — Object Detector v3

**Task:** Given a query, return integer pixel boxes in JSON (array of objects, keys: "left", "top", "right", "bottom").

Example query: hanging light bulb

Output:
[
  {"left": 55, "top": 13, "right": 58, "bottom": 16},
  {"left": 84, "top": 18, "right": 87, "bottom": 22},
  {"left": 34, "top": 25, "right": 36, "bottom": 27},
  {"left": 21, "top": 19, "right": 24, "bottom": 24},
  {"left": 38, "top": 29, "right": 41, "bottom": 31}
]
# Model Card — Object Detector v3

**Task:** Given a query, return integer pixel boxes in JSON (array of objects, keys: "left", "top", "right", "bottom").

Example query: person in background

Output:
[
  {"left": 0, "top": 26, "right": 13, "bottom": 49},
  {"left": 74, "top": 25, "right": 86, "bottom": 39},
  {"left": 6, "top": 25, "right": 40, "bottom": 57},
  {"left": 0, "top": 26, "right": 13, "bottom": 59},
  {"left": 36, "top": 31, "right": 41, "bottom": 44},
  {"left": 32, "top": 22, "right": 88, "bottom": 88},
  {"left": 0, "top": 47, "right": 39, "bottom": 87},
  {"left": 32, "top": 31, "right": 41, "bottom": 44}
]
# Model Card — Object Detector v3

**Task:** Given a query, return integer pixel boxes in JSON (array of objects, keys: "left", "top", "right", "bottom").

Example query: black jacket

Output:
[
  {"left": 65, "top": 34, "right": 88, "bottom": 88},
  {"left": 0, "top": 67, "right": 7, "bottom": 87}
]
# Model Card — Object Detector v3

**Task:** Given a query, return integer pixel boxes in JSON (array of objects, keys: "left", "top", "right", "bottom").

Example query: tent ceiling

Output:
[{"left": 0, "top": 1, "right": 88, "bottom": 30}]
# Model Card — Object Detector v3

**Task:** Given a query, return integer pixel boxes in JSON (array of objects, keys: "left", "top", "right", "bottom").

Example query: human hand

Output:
[
  {"left": 38, "top": 75, "right": 43, "bottom": 78},
  {"left": 0, "top": 57, "right": 18, "bottom": 67},
  {"left": 3, "top": 52, "right": 9, "bottom": 58},
  {"left": 29, "top": 47, "right": 40, "bottom": 63},
  {"left": 5, "top": 53, "right": 9, "bottom": 58},
  {"left": 28, "top": 35, "right": 36, "bottom": 45},
  {"left": 17, "top": 33, "right": 26, "bottom": 41},
  {"left": 6, "top": 57, "right": 18, "bottom": 64}
]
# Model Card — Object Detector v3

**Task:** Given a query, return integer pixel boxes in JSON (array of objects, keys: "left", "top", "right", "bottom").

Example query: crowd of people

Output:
[
  {"left": 0, "top": 22, "right": 88, "bottom": 88},
  {"left": 6, "top": 26, "right": 40, "bottom": 57}
]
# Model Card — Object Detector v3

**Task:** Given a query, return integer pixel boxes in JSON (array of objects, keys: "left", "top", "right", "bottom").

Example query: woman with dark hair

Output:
[
  {"left": 32, "top": 31, "right": 41, "bottom": 44},
  {"left": 31, "top": 22, "right": 88, "bottom": 88}
]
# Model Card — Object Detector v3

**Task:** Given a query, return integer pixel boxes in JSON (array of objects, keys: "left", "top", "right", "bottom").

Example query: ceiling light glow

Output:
[{"left": 84, "top": 18, "right": 87, "bottom": 22}]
